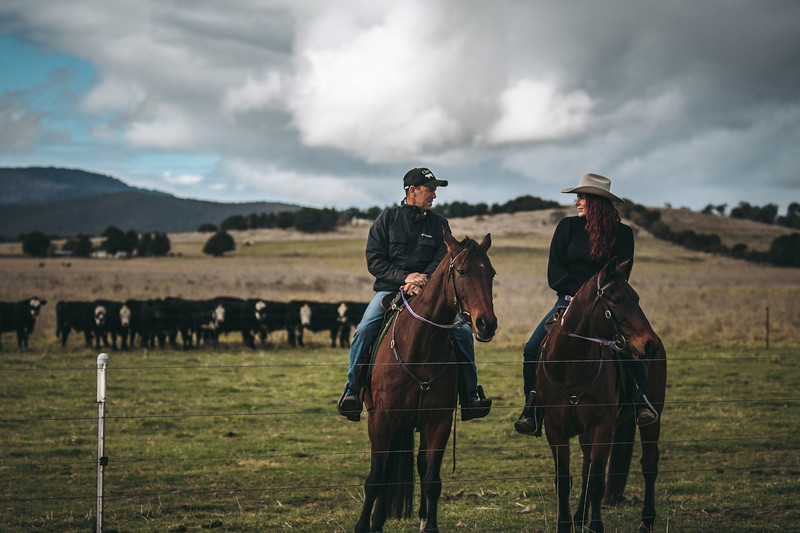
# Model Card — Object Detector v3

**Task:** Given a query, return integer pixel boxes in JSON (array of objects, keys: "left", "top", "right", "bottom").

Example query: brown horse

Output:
[
  {"left": 536, "top": 257, "right": 665, "bottom": 533},
  {"left": 355, "top": 232, "right": 497, "bottom": 533}
]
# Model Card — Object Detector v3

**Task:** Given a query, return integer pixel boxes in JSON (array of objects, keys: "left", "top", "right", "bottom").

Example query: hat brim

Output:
[
  {"left": 408, "top": 179, "right": 448, "bottom": 188},
  {"left": 561, "top": 186, "right": 624, "bottom": 204}
]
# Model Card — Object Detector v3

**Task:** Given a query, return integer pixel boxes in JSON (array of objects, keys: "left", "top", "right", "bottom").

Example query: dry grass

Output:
[{"left": 1, "top": 208, "right": 799, "bottom": 352}]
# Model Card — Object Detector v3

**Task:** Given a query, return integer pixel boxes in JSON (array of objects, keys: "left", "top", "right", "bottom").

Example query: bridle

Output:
[
  {"left": 398, "top": 247, "right": 471, "bottom": 330},
  {"left": 541, "top": 271, "right": 638, "bottom": 406},
  {"left": 565, "top": 272, "right": 641, "bottom": 356},
  {"left": 392, "top": 246, "right": 474, "bottom": 427}
]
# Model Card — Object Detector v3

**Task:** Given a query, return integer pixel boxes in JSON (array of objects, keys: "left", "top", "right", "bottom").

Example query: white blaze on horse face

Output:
[
  {"left": 300, "top": 304, "right": 312, "bottom": 327},
  {"left": 120, "top": 305, "right": 131, "bottom": 327},
  {"left": 94, "top": 306, "right": 107, "bottom": 326},
  {"left": 337, "top": 302, "right": 348, "bottom": 323}
]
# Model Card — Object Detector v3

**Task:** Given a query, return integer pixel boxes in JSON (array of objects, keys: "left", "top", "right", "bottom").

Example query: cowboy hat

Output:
[{"left": 561, "top": 173, "right": 624, "bottom": 204}]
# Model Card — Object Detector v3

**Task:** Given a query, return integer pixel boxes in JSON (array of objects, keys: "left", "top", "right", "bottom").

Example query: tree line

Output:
[
  {"left": 15, "top": 195, "right": 799, "bottom": 267},
  {"left": 622, "top": 202, "right": 800, "bottom": 268},
  {"left": 702, "top": 201, "right": 800, "bottom": 229}
]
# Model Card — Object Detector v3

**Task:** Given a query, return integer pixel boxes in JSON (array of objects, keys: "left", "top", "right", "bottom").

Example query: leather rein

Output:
[
  {"left": 540, "top": 273, "right": 634, "bottom": 406},
  {"left": 393, "top": 248, "right": 470, "bottom": 428}
]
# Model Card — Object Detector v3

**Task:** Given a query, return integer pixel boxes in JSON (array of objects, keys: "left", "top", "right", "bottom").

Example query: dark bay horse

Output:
[
  {"left": 355, "top": 232, "right": 497, "bottom": 533},
  {"left": 536, "top": 258, "right": 665, "bottom": 533}
]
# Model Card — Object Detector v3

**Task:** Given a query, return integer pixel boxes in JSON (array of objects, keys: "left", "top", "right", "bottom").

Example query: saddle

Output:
[{"left": 350, "top": 292, "right": 407, "bottom": 394}]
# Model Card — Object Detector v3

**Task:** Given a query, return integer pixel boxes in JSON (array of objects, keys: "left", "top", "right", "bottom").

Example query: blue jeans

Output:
[
  {"left": 522, "top": 296, "right": 650, "bottom": 397},
  {"left": 346, "top": 291, "right": 477, "bottom": 394}
]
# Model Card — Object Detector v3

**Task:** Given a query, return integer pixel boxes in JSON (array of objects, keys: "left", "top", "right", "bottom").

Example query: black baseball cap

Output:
[{"left": 403, "top": 167, "right": 448, "bottom": 189}]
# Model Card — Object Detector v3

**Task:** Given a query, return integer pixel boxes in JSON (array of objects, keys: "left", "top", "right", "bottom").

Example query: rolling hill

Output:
[{"left": 0, "top": 167, "right": 297, "bottom": 239}]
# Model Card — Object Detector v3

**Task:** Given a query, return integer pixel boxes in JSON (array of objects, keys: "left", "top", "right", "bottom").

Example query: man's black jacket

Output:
[{"left": 366, "top": 201, "right": 451, "bottom": 292}]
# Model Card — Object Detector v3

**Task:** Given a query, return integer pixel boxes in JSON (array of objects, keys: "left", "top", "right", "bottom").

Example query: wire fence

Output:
[{"left": 2, "top": 350, "right": 799, "bottom": 531}]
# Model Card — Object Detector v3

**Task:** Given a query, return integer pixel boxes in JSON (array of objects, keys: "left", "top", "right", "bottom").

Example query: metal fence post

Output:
[{"left": 96, "top": 353, "right": 109, "bottom": 533}]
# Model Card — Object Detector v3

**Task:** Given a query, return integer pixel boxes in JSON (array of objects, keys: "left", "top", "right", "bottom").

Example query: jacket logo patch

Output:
[{"left": 421, "top": 233, "right": 433, "bottom": 239}]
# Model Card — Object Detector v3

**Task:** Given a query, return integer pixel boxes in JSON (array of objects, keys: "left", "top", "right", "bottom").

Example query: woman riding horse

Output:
[{"left": 516, "top": 173, "right": 658, "bottom": 436}]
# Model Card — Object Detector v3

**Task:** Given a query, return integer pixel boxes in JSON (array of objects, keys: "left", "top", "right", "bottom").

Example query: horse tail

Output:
[
  {"left": 381, "top": 427, "right": 415, "bottom": 519},
  {"left": 603, "top": 414, "right": 635, "bottom": 506}
]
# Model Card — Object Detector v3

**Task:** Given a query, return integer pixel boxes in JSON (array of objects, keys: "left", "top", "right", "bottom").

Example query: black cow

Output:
[
  {"left": 289, "top": 300, "right": 350, "bottom": 348},
  {"left": 56, "top": 300, "right": 95, "bottom": 348},
  {"left": 93, "top": 299, "right": 127, "bottom": 350},
  {"left": 252, "top": 299, "right": 293, "bottom": 347},
  {"left": 209, "top": 296, "right": 265, "bottom": 349},
  {"left": 334, "top": 300, "right": 369, "bottom": 348},
  {"left": 0, "top": 297, "right": 47, "bottom": 349},
  {"left": 159, "top": 297, "right": 222, "bottom": 349},
  {"left": 123, "top": 299, "right": 168, "bottom": 349}
]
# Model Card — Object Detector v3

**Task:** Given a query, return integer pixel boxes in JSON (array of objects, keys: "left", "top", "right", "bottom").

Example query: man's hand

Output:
[{"left": 402, "top": 273, "right": 428, "bottom": 296}]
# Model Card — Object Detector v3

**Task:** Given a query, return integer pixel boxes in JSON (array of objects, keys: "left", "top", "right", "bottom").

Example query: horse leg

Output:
[
  {"left": 416, "top": 445, "right": 429, "bottom": 528},
  {"left": 573, "top": 437, "right": 592, "bottom": 528},
  {"left": 638, "top": 421, "right": 661, "bottom": 533},
  {"left": 549, "top": 441, "right": 573, "bottom": 533},
  {"left": 603, "top": 415, "right": 636, "bottom": 506},
  {"left": 587, "top": 432, "right": 612, "bottom": 533},
  {"left": 356, "top": 421, "right": 393, "bottom": 533},
  {"left": 418, "top": 420, "right": 451, "bottom": 533}
]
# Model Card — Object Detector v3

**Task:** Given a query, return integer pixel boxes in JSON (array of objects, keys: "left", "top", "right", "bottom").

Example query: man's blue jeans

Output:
[{"left": 346, "top": 291, "right": 477, "bottom": 395}]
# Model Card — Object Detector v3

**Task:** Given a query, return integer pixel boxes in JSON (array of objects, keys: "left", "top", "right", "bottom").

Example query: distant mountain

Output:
[
  {"left": 0, "top": 167, "right": 298, "bottom": 239},
  {"left": 0, "top": 167, "right": 163, "bottom": 204}
]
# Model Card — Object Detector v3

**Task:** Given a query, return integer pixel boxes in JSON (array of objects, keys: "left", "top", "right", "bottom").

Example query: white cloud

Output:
[
  {"left": 222, "top": 71, "right": 285, "bottom": 115},
  {"left": 486, "top": 79, "right": 594, "bottom": 145},
  {"left": 162, "top": 171, "right": 203, "bottom": 185}
]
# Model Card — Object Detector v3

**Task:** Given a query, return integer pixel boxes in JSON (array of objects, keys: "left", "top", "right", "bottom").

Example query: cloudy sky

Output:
[{"left": 1, "top": 0, "right": 798, "bottom": 212}]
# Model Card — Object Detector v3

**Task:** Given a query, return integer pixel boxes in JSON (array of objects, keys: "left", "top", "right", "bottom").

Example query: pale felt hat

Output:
[{"left": 561, "top": 173, "right": 624, "bottom": 204}]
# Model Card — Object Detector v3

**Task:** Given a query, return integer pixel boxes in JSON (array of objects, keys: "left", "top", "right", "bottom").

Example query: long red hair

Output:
[{"left": 585, "top": 195, "right": 620, "bottom": 261}]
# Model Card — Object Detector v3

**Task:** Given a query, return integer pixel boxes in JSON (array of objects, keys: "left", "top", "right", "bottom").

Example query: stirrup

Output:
[
  {"left": 461, "top": 385, "right": 492, "bottom": 421},
  {"left": 337, "top": 384, "right": 362, "bottom": 422},
  {"left": 635, "top": 390, "right": 659, "bottom": 427},
  {"left": 514, "top": 391, "right": 543, "bottom": 437}
]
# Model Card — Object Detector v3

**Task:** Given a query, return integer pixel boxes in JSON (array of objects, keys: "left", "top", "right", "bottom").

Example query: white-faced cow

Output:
[
  {"left": 289, "top": 300, "right": 352, "bottom": 348},
  {"left": 335, "top": 300, "right": 369, "bottom": 348},
  {"left": 93, "top": 299, "right": 127, "bottom": 350},
  {"left": 0, "top": 297, "right": 47, "bottom": 350}
]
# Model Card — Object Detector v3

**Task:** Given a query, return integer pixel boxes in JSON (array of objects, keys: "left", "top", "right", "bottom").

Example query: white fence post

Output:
[{"left": 96, "top": 353, "right": 109, "bottom": 533}]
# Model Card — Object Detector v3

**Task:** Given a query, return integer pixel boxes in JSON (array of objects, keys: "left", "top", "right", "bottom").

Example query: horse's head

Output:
[
  {"left": 576, "top": 257, "right": 661, "bottom": 359},
  {"left": 444, "top": 232, "right": 498, "bottom": 342}
]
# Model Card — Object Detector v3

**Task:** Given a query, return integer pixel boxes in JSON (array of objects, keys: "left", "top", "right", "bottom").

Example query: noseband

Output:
[{"left": 565, "top": 273, "right": 639, "bottom": 356}]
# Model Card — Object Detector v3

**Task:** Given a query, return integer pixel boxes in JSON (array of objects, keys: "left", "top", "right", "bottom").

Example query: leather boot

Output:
[
  {"left": 337, "top": 384, "right": 362, "bottom": 422},
  {"left": 514, "top": 390, "right": 544, "bottom": 437},
  {"left": 460, "top": 385, "right": 492, "bottom": 421}
]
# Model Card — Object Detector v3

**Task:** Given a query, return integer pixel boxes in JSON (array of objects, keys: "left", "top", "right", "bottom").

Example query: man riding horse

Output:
[{"left": 337, "top": 167, "right": 492, "bottom": 422}]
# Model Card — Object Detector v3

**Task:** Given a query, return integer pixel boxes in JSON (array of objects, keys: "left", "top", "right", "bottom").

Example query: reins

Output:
[
  {"left": 398, "top": 248, "right": 470, "bottom": 330},
  {"left": 542, "top": 273, "right": 628, "bottom": 405},
  {"left": 392, "top": 246, "right": 471, "bottom": 429}
]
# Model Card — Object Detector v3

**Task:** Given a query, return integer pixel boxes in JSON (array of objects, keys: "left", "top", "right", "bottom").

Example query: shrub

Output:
[
  {"left": 62, "top": 234, "right": 93, "bottom": 257},
  {"left": 768, "top": 233, "right": 800, "bottom": 267},
  {"left": 21, "top": 231, "right": 51, "bottom": 257},
  {"left": 203, "top": 231, "right": 235, "bottom": 257}
]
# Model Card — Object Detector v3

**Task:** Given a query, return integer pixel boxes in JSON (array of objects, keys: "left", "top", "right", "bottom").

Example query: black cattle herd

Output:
[{"left": 0, "top": 296, "right": 368, "bottom": 351}]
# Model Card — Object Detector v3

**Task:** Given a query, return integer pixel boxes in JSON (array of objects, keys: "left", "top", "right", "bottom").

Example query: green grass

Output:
[{"left": 2, "top": 341, "right": 798, "bottom": 532}]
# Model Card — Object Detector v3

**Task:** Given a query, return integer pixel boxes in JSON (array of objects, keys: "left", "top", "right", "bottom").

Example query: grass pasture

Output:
[{"left": 1, "top": 209, "right": 799, "bottom": 532}]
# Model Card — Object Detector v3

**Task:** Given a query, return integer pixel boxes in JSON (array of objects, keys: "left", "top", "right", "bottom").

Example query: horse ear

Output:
[
  {"left": 479, "top": 233, "right": 491, "bottom": 251},
  {"left": 444, "top": 229, "right": 457, "bottom": 250},
  {"left": 617, "top": 258, "right": 633, "bottom": 278}
]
